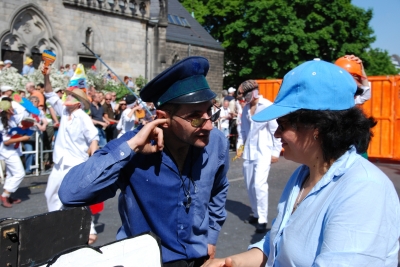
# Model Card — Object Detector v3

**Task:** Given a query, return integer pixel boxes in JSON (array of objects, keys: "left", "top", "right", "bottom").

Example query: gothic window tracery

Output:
[{"left": 0, "top": 5, "right": 62, "bottom": 71}]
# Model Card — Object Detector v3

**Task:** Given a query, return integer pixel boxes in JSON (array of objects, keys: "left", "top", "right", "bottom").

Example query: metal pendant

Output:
[{"left": 185, "top": 196, "right": 192, "bottom": 209}]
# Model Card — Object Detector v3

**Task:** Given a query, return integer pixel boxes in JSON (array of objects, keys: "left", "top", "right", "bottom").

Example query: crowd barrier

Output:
[{"left": 256, "top": 76, "right": 400, "bottom": 161}]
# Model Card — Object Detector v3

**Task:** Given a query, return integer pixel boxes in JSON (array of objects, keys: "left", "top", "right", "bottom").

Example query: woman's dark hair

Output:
[
  {"left": 0, "top": 98, "right": 12, "bottom": 130},
  {"left": 285, "top": 107, "right": 377, "bottom": 162},
  {"left": 1, "top": 110, "right": 8, "bottom": 130}
]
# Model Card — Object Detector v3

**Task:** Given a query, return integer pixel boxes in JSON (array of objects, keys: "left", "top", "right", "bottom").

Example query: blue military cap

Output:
[{"left": 140, "top": 56, "right": 216, "bottom": 107}]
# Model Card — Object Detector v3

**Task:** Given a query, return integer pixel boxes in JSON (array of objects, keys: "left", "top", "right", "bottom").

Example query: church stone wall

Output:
[
  {"left": 0, "top": 0, "right": 148, "bottom": 78},
  {"left": 0, "top": 0, "right": 225, "bottom": 90},
  {"left": 166, "top": 42, "right": 224, "bottom": 93}
]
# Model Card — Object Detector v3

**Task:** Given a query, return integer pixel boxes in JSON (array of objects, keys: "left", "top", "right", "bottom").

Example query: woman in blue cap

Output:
[{"left": 203, "top": 59, "right": 399, "bottom": 267}]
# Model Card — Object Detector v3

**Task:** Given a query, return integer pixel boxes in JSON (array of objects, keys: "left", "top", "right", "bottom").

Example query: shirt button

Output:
[
  {"left": 120, "top": 151, "right": 124, "bottom": 156},
  {"left": 180, "top": 225, "right": 184, "bottom": 230}
]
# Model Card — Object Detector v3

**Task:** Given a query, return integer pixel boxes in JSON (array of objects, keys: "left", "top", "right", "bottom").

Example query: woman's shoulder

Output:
[
  {"left": 344, "top": 156, "right": 389, "bottom": 184},
  {"left": 335, "top": 156, "right": 397, "bottom": 202}
]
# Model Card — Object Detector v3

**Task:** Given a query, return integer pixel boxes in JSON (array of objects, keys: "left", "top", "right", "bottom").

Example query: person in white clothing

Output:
[
  {"left": 219, "top": 100, "right": 231, "bottom": 138},
  {"left": 0, "top": 85, "right": 26, "bottom": 123},
  {"left": 0, "top": 100, "right": 30, "bottom": 208},
  {"left": 234, "top": 96, "right": 245, "bottom": 150},
  {"left": 236, "top": 80, "right": 282, "bottom": 233},
  {"left": 43, "top": 67, "right": 99, "bottom": 243},
  {"left": 335, "top": 54, "right": 371, "bottom": 105},
  {"left": 116, "top": 95, "right": 142, "bottom": 138}
]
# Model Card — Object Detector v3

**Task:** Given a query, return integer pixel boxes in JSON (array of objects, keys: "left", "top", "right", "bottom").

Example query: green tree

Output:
[
  {"left": 363, "top": 48, "right": 398, "bottom": 76},
  {"left": 135, "top": 75, "right": 148, "bottom": 90},
  {"left": 179, "top": 0, "right": 375, "bottom": 86}
]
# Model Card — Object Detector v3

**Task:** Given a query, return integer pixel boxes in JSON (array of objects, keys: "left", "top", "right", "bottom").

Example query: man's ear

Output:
[{"left": 156, "top": 110, "right": 170, "bottom": 128}]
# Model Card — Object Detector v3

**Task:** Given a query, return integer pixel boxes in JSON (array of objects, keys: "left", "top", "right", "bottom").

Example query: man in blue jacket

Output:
[{"left": 59, "top": 56, "right": 230, "bottom": 267}]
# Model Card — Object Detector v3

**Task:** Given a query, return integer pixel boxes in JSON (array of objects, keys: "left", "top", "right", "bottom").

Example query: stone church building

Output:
[{"left": 0, "top": 0, "right": 224, "bottom": 91}]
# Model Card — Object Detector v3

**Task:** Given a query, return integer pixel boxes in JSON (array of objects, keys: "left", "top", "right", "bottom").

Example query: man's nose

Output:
[
  {"left": 201, "top": 118, "right": 213, "bottom": 131},
  {"left": 274, "top": 129, "right": 281, "bottom": 138}
]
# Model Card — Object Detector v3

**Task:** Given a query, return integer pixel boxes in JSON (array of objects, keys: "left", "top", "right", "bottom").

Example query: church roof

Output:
[{"left": 167, "top": 0, "right": 224, "bottom": 51}]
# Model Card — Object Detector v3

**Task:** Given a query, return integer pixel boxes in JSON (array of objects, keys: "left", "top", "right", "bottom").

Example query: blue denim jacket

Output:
[{"left": 59, "top": 127, "right": 230, "bottom": 263}]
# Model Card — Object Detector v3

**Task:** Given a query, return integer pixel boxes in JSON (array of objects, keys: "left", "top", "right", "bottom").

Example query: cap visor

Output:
[
  {"left": 252, "top": 104, "right": 299, "bottom": 122},
  {"left": 167, "top": 89, "right": 216, "bottom": 104}
]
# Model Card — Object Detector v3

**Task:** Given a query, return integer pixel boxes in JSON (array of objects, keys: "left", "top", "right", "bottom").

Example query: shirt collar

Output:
[
  {"left": 161, "top": 145, "right": 209, "bottom": 175},
  {"left": 310, "top": 146, "right": 359, "bottom": 193}
]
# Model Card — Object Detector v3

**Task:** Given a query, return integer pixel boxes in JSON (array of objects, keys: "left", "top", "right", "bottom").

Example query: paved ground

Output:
[{"left": 1, "top": 152, "right": 399, "bottom": 262}]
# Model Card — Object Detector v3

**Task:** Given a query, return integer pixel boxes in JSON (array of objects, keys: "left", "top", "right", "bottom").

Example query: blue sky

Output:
[{"left": 352, "top": 0, "right": 400, "bottom": 56}]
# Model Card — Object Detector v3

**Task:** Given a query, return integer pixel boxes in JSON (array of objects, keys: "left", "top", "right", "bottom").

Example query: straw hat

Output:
[
  {"left": 0, "top": 100, "right": 12, "bottom": 112},
  {"left": 65, "top": 88, "right": 90, "bottom": 110},
  {"left": 24, "top": 57, "right": 33, "bottom": 65}
]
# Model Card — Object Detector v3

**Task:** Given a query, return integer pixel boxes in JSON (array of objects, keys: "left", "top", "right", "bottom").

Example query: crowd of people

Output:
[
  {"left": 0, "top": 54, "right": 399, "bottom": 267},
  {"left": 0, "top": 59, "right": 154, "bottom": 174}
]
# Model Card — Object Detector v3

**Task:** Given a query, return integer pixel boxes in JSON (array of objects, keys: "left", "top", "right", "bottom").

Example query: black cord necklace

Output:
[{"left": 165, "top": 145, "right": 196, "bottom": 209}]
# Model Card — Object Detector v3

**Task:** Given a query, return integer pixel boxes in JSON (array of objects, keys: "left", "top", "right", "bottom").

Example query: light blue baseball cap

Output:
[{"left": 252, "top": 59, "right": 357, "bottom": 122}]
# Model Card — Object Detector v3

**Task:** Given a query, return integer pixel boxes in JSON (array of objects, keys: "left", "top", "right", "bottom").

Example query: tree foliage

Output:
[
  {"left": 179, "top": 0, "right": 379, "bottom": 87},
  {"left": 363, "top": 48, "right": 398, "bottom": 76}
]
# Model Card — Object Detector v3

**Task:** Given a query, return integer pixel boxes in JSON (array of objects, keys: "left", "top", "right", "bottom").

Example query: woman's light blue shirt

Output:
[{"left": 250, "top": 147, "right": 400, "bottom": 266}]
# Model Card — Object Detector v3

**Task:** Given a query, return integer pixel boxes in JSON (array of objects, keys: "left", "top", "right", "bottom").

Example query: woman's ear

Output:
[{"left": 313, "top": 128, "right": 319, "bottom": 140}]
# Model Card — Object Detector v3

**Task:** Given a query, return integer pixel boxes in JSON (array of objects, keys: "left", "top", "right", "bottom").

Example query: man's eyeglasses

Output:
[
  {"left": 105, "top": 98, "right": 112, "bottom": 100},
  {"left": 119, "top": 103, "right": 126, "bottom": 106},
  {"left": 174, "top": 107, "right": 221, "bottom": 128}
]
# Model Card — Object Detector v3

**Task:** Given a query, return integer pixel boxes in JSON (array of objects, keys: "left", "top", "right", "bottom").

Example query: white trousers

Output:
[
  {"left": 3, "top": 155, "right": 25, "bottom": 193},
  {"left": 45, "top": 160, "right": 97, "bottom": 235},
  {"left": 45, "top": 160, "right": 72, "bottom": 212},
  {"left": 243, "top": 157, "right": 271, "bottom": 224}
]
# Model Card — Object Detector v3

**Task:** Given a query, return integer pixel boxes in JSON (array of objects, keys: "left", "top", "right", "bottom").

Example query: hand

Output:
[
  {"left": 345, "top": 54, "right": 368, "bottom": 83},
  {"left": 208, "top": 244, "right": 216, "bottom": 259},
  {"left": 126, "top": 118, "right": 167, "bottom": 154},
  {"left": 101, "top": 122, "right": 108, "bottom": 128},
  {"left": 40, "top": 61, "right": 51, "bottom": 76},
  {"left": 344, "top": 54, "right": 362, "bottom": 64},
  {"left": 202, "top": 257, "right": 236, "bottom": 267},
  {"left": 271, "top": 156, "right": 279, "bottom": 163}
]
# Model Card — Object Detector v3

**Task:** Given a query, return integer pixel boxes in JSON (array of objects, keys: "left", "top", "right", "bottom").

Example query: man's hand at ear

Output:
[{"left": 126, "top": 118, "right": 167, "bottom": 154}]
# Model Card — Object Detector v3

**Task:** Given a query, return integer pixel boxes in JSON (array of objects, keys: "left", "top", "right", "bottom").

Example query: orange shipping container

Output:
[{"left": 256, "top": 76, "right": 400, "bottom": 161}]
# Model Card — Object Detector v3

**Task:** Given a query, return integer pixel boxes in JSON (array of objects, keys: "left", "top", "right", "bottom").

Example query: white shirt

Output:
[
  {"left": 0, "top": 116, "right": 23, "bottom": 159},
  {"left": 0, "top": 96, "right": 26, "bottom": 124},
  {"left": 355, "top": 85, "right": 371, "bottom": 105},
  {"left": 235, "top": 100, "right": 243, "bottom": 125},
  {"left": 45, "top": 92, "right": 99, "bottom": 166},
  {"left": 219, "top": 107, "right": 231, "bottom": 129},
  {"left": 237, "top": 96, "right": 282, "bottom": 160},
  {"left": 110, "top": 101, "right": 116, "bottom": 111},
  {"left": 116, "top": 108, "right": 137, "bottom": 138}
]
